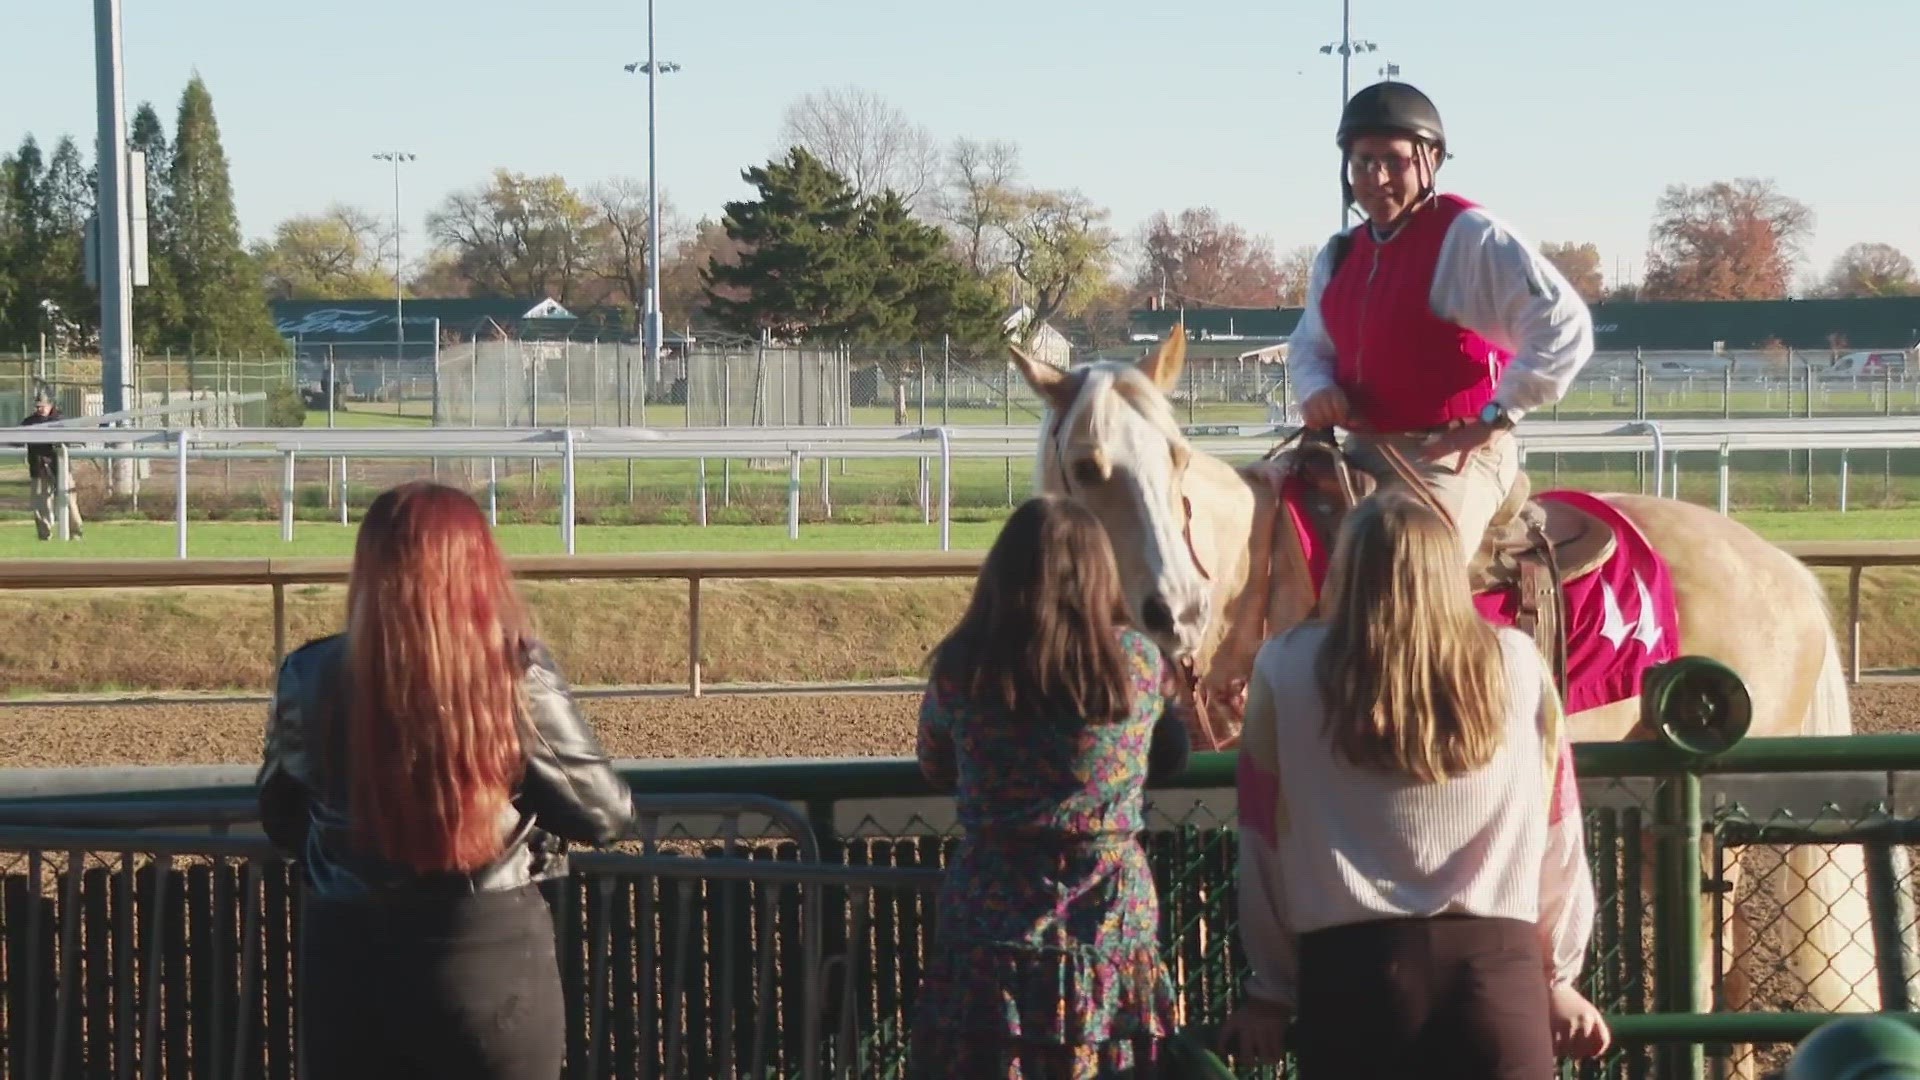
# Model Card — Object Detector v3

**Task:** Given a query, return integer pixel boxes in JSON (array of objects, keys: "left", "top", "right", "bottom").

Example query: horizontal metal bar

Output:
[{"left": 1604, "top": 1010, "right": 1920, "bottom": 1044}]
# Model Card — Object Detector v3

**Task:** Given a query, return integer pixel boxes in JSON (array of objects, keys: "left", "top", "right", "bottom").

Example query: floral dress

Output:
[{"left": 910, "top": 628, "right": 1190, "bottom": 1079}]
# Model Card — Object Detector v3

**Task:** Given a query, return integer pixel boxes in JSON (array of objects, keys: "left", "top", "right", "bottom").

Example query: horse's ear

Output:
[
  {"left": 1009, "top": 343, "right": 1075, "bottom": 412},
  {"left": 1138, "top": 323, "right": 1187, "bottom": 392}
]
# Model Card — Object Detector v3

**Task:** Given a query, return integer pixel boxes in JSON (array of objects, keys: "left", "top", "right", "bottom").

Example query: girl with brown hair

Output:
[
  {"left": 910, "top": 494, "right": 1196, "bottom": 1079},
  {"left": 256, "top": 481, "right": 636, "bottom": 1080},
  {"left": 1219, "top": 490, "right": 1607, "bottom": 1078}
]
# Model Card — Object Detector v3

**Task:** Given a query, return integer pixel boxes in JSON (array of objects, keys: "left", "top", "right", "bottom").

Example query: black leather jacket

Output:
[{"left": 256, "top": 633, "right": 637, "bottom": 899}]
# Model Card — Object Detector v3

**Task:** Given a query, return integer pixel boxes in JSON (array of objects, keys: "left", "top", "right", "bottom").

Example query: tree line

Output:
[
  {"left": 0, "top": 75, "right": 283, "bottom": 355},
  {"left": 4, "top": 81, "right": 1915, "bottom": 357}
]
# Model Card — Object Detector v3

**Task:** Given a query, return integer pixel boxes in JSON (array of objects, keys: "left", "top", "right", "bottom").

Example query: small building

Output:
[{"left": 1006, "top": 306, "right": 1074, "bottom": 369}]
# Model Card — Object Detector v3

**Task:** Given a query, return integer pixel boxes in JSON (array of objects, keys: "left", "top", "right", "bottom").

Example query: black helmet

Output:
[{"left": 1337, "top": 81, "right": 1446, "bottom": 154}]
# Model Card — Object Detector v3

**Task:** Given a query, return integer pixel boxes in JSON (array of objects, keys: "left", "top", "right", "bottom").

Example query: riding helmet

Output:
[{"left": 1337, "top": 81, "right": 1446, "bottom": 154}]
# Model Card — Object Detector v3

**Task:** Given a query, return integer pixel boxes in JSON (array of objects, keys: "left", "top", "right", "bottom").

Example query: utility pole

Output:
[
  {"left": 373, "top": 151, "right": 415, "bottom": 368},
  {"left": 626, "top": 0, "right": 681, "bottom": 396},
  {"left": 1319, "top": 0, "right": 1379, "bottom": 229},
  {"left": 92, "top": 0, "right": 136, "bottom": 495}
]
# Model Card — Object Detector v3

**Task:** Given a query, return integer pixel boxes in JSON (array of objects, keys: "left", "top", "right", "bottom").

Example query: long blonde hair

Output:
[{"left": 1314, "top": 491, "right": 1508, "bottom": 783}]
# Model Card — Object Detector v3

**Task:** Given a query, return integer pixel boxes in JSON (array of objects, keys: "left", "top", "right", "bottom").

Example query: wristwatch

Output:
[{"left": 1479, "top": 401, "right": 1520, "bottom": 430}]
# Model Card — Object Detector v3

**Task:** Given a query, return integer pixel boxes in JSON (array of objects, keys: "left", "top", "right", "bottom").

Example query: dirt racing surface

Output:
[{"left": 3, "top": 682, "right": 1919, "bottom": 770}]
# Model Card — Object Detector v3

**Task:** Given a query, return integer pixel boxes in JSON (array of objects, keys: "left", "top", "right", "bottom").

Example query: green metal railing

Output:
[{"left": 7, "top": 732, "right": 1920, "bottom": 1078}]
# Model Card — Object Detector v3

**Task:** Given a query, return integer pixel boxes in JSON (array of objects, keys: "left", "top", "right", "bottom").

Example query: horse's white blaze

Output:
[{"left": 1038, "top": 364, "right": 1212, "bottom": 660}]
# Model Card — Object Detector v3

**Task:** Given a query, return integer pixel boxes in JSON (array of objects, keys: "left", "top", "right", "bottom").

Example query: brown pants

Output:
[{"left": 1294, "top": 915, "right": 1553, "bottom": 1080}]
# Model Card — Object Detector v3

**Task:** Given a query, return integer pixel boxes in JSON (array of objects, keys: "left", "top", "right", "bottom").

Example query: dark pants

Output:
[
  {"left": 1293, "top": 914, "right": 1553, "bottom": 1080},
  {"left": 299, "top": 883, "right": 565, "bottom": 1080}
]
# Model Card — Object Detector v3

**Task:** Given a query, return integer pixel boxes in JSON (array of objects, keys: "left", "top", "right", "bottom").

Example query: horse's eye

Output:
[{"left": 1072, "top": 460, "right": 1104, "bottom": 486}]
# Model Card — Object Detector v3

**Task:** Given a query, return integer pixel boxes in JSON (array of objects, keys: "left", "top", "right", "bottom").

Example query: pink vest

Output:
[{"left": 1319, "top": 194, "right": 1512, "bottom": 433}]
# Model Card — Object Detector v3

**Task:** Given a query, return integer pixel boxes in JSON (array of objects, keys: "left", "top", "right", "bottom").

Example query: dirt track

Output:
[{"left": 4, "top": 681, "right": 1920, "bottom": 770}]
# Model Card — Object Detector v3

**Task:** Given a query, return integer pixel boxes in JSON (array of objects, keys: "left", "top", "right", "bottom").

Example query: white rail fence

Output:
[{"left": 7, "top": 417, "right": 1920, "bottom": 556}]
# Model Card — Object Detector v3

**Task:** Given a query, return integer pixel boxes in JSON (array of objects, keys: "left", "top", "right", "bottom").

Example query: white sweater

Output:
[{"left": 1234, "top": 623, "right": 1595, "bottom": 1009}]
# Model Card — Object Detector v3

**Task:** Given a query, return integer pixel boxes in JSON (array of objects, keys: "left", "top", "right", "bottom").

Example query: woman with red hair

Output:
[{"left": 257, "top": 481, "right": 636, "bottom": 1079}]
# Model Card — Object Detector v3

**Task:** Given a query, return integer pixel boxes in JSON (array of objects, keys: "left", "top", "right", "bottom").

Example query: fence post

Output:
[
  {"left": 1717, "top": 443, "right": 1731, "bottom": 516},
  {"left": 1864, "top": 843, "right": 1919, "bottom": 1010},
  {"left": 1654, "top": 762, "right": 1705, "bottom": 1080},
  {"left": 561, "top": 429, "right": 576, "bottom": 555},
  {"left": 788, "top": 451, "right": 802, "bottom": 541},
  {"left": 175, "top": 430, "right": 189, "bottom": 559},
  {"left": 280, "top": 450, "right": 296, "bottom": 543}
]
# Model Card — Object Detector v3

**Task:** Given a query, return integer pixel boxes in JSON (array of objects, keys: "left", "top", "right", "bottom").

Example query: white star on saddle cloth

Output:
[{"left": 1599, "top": 572, "right": 1664, "bottom": 652}]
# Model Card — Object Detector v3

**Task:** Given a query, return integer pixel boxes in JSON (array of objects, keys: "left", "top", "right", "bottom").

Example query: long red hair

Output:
[{"left": 344, "top": 481, "right": 529, "bottom": 874}]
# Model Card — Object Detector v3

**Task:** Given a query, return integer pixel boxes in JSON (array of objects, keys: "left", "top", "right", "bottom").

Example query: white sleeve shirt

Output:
[{"left": 1285, "top": 203, "right": 1596, "bottom": 420}]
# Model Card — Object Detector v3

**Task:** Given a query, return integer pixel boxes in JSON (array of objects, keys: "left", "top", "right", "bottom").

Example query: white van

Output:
[{"left": 1822, "top": 350, "right": 1911, "bottom": 378}]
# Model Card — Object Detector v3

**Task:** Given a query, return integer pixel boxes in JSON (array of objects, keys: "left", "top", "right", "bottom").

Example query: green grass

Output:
[{"left": 1, "top": 505, "right": 1915, "bottom": 560}]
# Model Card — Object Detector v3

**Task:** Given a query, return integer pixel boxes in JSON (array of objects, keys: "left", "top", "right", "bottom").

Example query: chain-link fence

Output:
[{"left": 0, "top": 351, "right": 292, "bottom": 428}]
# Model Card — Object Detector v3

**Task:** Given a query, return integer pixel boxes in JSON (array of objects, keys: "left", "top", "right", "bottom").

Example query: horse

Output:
[{"left": 1006, "top": 328, "right": 1879, "bottom": 1076}]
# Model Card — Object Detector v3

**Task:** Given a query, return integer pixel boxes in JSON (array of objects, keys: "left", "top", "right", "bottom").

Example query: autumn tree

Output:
[
  {"left": 659, "top": 217, "right": 745, "bottom": 329},
  {"left": 1540, "top": 241, "right": 1605, "bottom": 303},
  {"left": 1134, "top": 207, "right": 1287, "bottom": 308},
  {"left": 778, "top": 86, "right": 941, "bottom": 208},
  {"left": 251, "top": 205, "right": 395, "bottom": 300},
  {"left": 426, "top": 170, "right": 597, "bottom": 301},
  {"left": 1003, "top": 189, "right": 1117, "bottom": 343},
  {"left": 1822, "top": 242, "right": 1918, "bottom": 298},
  {"left": 1640, "top": 178, "right": 1814, "bottom": 301}
]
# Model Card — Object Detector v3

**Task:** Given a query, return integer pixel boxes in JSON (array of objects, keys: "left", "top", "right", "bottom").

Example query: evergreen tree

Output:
[
  {"left": 0, "top": 154, "right": 22, "bottom": 346},
  {"left": 853, "top": 191, "right": 1003, "bottom": 348},
  {"left": 129, "top": 102, "right": 185, "bottom": 349},
  {"left": 1, "top": 137, "right": 51, "bottom": 346},
  {"left": 40, "top": 136, "right": 98, "bottom": 334},
  {"left": 167, "top": 74, "right": 280, "bottom": 353},
  {"left": 704, "top": 149, "right": 1008, "bottom": 348},
  {"left": 702, "top": 148, "right": 870, "bottom": 342}
]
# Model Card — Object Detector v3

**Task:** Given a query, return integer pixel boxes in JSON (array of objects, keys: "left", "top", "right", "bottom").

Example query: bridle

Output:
[{"left": 1046, "top": 397, "right": 1227, "bottom": 751}]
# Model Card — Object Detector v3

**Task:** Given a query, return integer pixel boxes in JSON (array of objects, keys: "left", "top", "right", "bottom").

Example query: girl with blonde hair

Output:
[{"left": 1219, "top": 490, "right": 1607, "bottom": 1078}]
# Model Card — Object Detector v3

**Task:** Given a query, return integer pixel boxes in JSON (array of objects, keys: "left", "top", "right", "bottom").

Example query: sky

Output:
[{"left": 6, "top": 0, "right": 1914, "bottom": 297}]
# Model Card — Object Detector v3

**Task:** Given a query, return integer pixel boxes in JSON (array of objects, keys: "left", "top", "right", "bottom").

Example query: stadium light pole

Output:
[
  {"left": 372, "top": 151, "right": 416, "bottom": 364},
  {"left": 1320, "top": 0, "right": 1378, "bottom": 228},
  {"left": 626, "top": 0, "right": 680, "bottom": 394}
]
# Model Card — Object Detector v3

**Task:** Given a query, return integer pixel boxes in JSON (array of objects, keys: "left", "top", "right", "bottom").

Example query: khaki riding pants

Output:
[
  {"left": 30, "top": 474, "right": 83, "bottom": 540},
  {"left": 1345, "top": 431, "right": 1521, "bottom": 565}
]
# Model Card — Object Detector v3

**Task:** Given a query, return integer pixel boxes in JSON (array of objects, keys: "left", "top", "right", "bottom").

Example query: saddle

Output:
[{"left": 1275, "top": 430, "right": 1619, "bottom": 694}]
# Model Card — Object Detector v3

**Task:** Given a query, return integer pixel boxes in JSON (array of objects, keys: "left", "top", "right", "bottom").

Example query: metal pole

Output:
[
  {"left": 55, "top": 446, "right": 72, "bottom": 541},
  {"left": 175, "top": 430, "right": 189, "bottom": 558},
  {"left": 562, "top": 428, "right": 576, "bottom": 554},
  {"left": 93, "top": 0, "right": 135, "bottom": 497},
  {"left": 488, "top": 457, "right": 498, "bottom": 527},
  {"left": 938, "top": 427, "right": 952, "bottom": 552},
  {"left": 787, "top": 451, "right": 801, "bottom": 541},
  {"left": 281, "top": 451, "right": 296, "bottom": 543},
  {"left": 1655, "top": 765, "right": 1705, "bottom": 1079}
]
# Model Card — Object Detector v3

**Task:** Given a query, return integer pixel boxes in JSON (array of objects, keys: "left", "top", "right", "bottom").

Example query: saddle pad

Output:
[{"left": 1278, "top": 481, "right": 1681, "bottom": 714}]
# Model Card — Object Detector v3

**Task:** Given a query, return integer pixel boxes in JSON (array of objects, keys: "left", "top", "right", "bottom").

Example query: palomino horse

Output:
[{"left": 1007, "top": 330, "right": 1878, "bottom": 1073}]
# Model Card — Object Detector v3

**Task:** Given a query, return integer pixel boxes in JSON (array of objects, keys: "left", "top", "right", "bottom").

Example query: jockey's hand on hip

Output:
[{"left": 1301, "top": 387, "right": 1349, "bottom": 430}]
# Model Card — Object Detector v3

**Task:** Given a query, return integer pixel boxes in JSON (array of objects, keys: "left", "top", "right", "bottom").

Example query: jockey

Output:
[{"left": 1285, "top": 80, "right": 1596, "bottom": 564}]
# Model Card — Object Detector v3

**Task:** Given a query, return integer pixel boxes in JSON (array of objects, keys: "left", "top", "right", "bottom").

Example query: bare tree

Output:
[
  {"left": 1822, "top": 242, "right": 1918, "bottom": 298},
  {"left": 1274, "top": 244, "right": 1318, "bottom": 308},
  {"left": 584, "top": 177, "right": 685, "bottom": 309},
  {"left": 778, "top": 86, "right": 941, "bottom": 208},
  {"left": 934, "top": 137, "right": 1023, "bottom": 277}
]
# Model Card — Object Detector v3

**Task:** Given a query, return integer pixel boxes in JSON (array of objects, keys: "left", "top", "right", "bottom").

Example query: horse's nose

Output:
[{"left": 1141, "top": 593, "right": 1176, "bottom": 636}]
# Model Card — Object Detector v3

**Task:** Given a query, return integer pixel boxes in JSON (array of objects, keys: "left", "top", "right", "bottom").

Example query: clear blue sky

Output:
[{"left": 7, "top": 0, "right": 1913, "bottom": 295}]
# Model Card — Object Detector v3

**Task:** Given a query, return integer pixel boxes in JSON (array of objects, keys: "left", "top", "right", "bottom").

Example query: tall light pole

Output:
[
  {"left": 626, "top": 0, "right": 680, "bottom": 393},
  {"left": 1319, "top": 0, "right": 1378, "bottom": 228},
  {"left": 372, "top": 151, "right": 415, "bottom": 364}
]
